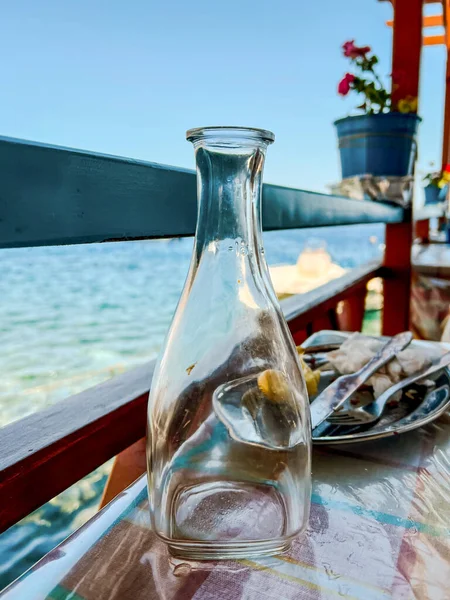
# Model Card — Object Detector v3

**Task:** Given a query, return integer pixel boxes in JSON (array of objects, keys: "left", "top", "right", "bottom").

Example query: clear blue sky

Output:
[{"left": 0, "top": 0, "right": 446, "bottom": 192}]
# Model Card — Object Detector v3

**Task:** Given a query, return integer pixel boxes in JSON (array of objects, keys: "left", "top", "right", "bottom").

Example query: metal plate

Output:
[{"left": 304, "top": 331, "right": 450, "bottom": 445}]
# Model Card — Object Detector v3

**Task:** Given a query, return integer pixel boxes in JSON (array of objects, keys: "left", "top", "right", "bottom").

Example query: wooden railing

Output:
[
  {"left": 0, "top": 136, "right": 404, "bottom": 248},
  {"left": 0, "top": 135, "right": 410, "bottom": 533}
]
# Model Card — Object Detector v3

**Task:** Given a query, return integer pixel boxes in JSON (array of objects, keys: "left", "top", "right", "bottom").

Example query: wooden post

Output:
[
  {"left": 383, "top": 221, "right": 413, "bottom": 334},
  {"left": 337, "top": 289, "right": 367, "bottom": 332},
  {"left": 383, "top": 0, "right": 423, "bottom": 335},
  {"left": 442, "top": 49, "right": 450, "bottom": 168},
  {"left": 100, "top": 439, "right": 146, "bottom": 509},
  {"left": 415, "top": 218, "right": 430, "bottom": 242},
  {"left": 390, "top": 0, "right": 423, "bottom": 109},
  {"left": 442, "top": 1, "right": 450, "bottom": 168}
]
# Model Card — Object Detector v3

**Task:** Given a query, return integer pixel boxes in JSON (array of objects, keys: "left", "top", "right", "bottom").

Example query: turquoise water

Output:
[{"left": 0, "top": 224, "right": 383, "bottom": 590}]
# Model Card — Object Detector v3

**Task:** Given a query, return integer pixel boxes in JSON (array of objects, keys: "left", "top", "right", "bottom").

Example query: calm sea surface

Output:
[{"left": 0, "top": 224, "right": 383, "bottom": 589}]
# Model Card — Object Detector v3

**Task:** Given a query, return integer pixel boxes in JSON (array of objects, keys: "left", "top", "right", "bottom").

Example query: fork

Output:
[
  {"left": 310, "top": 331, "right": 412, "bottom": 429},
  {"left": 326, "top": 350, "right": 450, "bottom": 426}
]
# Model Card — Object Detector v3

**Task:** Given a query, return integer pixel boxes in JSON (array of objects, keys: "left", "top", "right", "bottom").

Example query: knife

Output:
[{"left": 310, "top": 331, "right": 413, "bottom": 430}]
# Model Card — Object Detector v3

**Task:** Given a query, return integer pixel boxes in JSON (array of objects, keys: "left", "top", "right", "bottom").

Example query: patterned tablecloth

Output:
[{"left": 2, "top": 415, "right": 450, "bottom": 600}]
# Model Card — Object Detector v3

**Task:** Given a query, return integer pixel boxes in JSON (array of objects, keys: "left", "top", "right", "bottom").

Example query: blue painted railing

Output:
[{"left": 0, "top": 136, "right": 406, "bottom": 249}]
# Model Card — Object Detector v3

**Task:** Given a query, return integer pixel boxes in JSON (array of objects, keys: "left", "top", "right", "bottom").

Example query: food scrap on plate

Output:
[{"left": 326, "top": 332, "right": 442, "bottom": 402}]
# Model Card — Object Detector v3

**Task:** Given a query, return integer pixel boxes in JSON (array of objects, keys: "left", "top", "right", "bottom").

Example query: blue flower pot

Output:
[
  {"left": 424, "top": 184, "right": 447, "bottom": 205},
  {"left": 334, "top": 113, "right": 421, "bottom": 179}
]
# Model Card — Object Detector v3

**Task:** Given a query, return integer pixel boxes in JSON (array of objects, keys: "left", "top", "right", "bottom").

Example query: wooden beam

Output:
[
  {"left": 423, "top": 34, "right": 446, "bottom": 45},
  {"left": 415, "top": 218, "right": 430, "bottom": 242},
  {"left": 442, "top": 49, "right": 450, "bottom": 166},
  {"left": 387, "top": 15, "right": 443, "bottom": 27},
  {"left": 337, "top": 289, "right": 367, "bottom": 333},
  {"left": 99, "top": 439, "right": 147, "bottom": 508},
  {"left": 0, "top": 137, "right": 406, "bottom": 249},
  {"left": 382, "top": 222, "right": 412, "bottom": 334},
  {"left": 0, "top": 261, "right": 382, "bottom": 533},
  {"left": 0, "top": 363, "right": 152, "bottom": 534},
  {"left": 424, "top": 14, "right": 444, "bottom": 26},
  {"left": 391, "top": 0, "right": 423, "bottom": 108},
  {"left": 444, "top": 0, "right": 450, "bottom": 47},
  {"left": 443, "top": 1, "right": 450, "bottom": 165},
  {"left": 383, "top": 0, "right": 422, "bottom": 334}
]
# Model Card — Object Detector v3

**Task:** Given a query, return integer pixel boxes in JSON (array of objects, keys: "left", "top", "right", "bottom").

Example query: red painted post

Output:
[
  {"left": 442, "top": 2, "right": 450, "bottom": 168},
  {"left": 383, "top": 0, "right": 423, "bottom": 335},
  {"left": 415, "top": 218, "right": 430, "bottom": 242},
  {"left": 383, "top": 222, "right": 413, "bottom": 334},
  {"left": 391, "top": 0, "right": 423, "bottom": 109},
  {"left": 442, "top": 51, "right": 450, "bottom": 168},
  {"left": 337, "top": 289, "right": 367, "bottom": 332}
]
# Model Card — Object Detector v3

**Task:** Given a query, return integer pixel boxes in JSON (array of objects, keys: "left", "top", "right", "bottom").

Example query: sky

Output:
[{"left": 0, "top": 0, "right": 447, "bottom": 193}]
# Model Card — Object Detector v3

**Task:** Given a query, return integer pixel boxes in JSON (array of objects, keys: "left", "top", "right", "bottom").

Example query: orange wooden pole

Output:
[
  {"left": 423, "top": 14, "right": 443, "bottom": 27},
  {"left": 445, "top": 0, "right": 450, "bottom": 48},
  {"left": 423, "top": 35, "right": 446, "bottom": 46},
  {"left": 443, "top": 55, "right": 450, "bottom": 170},
  {"left": 442, "top": 0, "right": 450, "bottom": 168},
  {"left": 387, "top": 15, "right": 443, "bottom": 28},
  {"left": 383, "top": 0, "right": 423, "bottom": 336}
]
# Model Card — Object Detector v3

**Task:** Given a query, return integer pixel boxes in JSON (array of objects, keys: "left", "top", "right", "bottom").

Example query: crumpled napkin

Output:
[{"left": 327, "top": 333, "right": 442, "bottom": 401}]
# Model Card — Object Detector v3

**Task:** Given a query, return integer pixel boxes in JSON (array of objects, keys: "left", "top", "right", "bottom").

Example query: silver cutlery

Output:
[
  {"left": 326, "top": 350, "right": 450, "bottom": 426},
  {"left": 310, "top": 331, "right": 413, "bottom": 430}
]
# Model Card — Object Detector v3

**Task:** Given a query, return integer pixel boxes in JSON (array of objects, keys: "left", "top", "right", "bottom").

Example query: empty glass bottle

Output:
[{"left": 147, "top": 126, "right": 311, "bottom": 560}]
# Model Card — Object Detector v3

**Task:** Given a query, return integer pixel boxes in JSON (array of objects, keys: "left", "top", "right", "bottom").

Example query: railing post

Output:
[
  {"left": 442, "top": 49, "right": 450, "bottom": 168},
  {"left": 415, "top": 218, "right": 430, "bottom": 243},
  {"left": 100, "top": 439, "right": 146, "bottom": 509},
  {"left": 442, "top": 0, "right": 450, "bottom": 168},
  {"left": 382, "top": 220, "right": 412, "bottom": 334},
  {"left": 337, "top": 289, "right": 367, "bottom": 332}
]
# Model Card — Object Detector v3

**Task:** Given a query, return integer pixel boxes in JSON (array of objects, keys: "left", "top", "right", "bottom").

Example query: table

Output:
[
  {"left": 2, "top": 416, "right": 450, "bottom": 600},
  {"left": 411, "top": 244, "right": 450, "bottom": 341},
  {"left": 413, "top": 243, "right": 450, "bottom": 278}
]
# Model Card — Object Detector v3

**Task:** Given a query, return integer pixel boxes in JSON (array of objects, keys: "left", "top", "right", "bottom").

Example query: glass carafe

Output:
[{"left": 147, "top": 126, "right": 311, "bottom": 560}]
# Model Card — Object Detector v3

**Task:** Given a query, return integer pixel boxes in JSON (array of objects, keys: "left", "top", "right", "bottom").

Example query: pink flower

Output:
[
  {"left": 338, "top": 73, "right": 355, "bottom": 96},
  {"left": 342, "top": 40, "right": 371, "bottom": 59}
]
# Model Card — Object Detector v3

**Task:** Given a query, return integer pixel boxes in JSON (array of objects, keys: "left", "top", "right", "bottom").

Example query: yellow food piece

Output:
[
  {"left": 303, "top": 367, "right": 320, "bottom": 397},
  {"left": 296, "top": 346, "right": 320, "bottom": 396},
  {"left": 257, "top": 369, "right": 291, "bottom": 403},
  {"left": 257, "top": 348, "right": 321, "bottom": 402}
]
